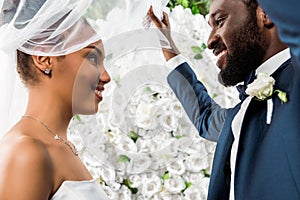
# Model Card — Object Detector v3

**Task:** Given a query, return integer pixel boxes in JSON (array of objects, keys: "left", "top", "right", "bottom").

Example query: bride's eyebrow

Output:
[{"left": 85, "top": 45, "right": 103, "bottom": 58}]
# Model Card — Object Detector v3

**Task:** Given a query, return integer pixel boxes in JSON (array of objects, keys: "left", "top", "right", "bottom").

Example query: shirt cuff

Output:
[{"left": 166, "top": 54, "right": 188, "bottom": 70}]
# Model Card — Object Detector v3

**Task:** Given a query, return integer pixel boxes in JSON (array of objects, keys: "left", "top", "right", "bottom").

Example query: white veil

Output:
[{"left": 0, "top": 0, "right": 169, "bottom": 138}]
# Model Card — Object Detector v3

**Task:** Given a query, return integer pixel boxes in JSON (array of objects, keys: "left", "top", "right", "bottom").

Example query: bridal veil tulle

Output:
[{"left": 0, "top": 0, "right": 168, "bottom": 138}]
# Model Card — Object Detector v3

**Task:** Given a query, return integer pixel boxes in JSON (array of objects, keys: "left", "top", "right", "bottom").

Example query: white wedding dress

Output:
[{"left": 50, "top": 179, "right": 109, "bottom": 200}]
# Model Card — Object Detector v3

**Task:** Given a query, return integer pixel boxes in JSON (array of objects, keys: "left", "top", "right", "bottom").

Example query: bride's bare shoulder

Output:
[
  {"left": 0, "top": 127, "right": 50, "bottom": 159},
  {"left": 0, "top": 128, "right": 54, "bottom": 199}
]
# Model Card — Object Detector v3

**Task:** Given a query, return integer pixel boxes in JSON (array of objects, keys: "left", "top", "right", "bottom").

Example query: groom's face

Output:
[{"left": 207, "top": 0, "right": 267, "bottom": 86}]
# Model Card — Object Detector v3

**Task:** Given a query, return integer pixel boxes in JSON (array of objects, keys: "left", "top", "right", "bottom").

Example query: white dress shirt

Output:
[{"left": 229, "top": 48, "right": 290, "bottom": 199}]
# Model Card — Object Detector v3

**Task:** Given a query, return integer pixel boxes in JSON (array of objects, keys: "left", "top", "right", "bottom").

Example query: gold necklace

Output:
[{"left": 22, "top": 115, "right": 78, "bottom": 156}]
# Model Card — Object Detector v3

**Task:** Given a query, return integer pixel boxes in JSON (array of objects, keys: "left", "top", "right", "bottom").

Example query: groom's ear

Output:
[{"left": 257, "top": 6, "right": 274, "bottom": 28}]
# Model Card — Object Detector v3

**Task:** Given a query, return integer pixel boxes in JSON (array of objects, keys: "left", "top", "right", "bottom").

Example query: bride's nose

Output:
[{"left": 100, "top": 69, "right": 111, "bottom": 84}]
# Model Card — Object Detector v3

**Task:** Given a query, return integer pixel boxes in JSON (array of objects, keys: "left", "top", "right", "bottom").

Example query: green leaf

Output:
[
  {"left": 185, "top": 182, "right": 192, "bottom": 189},
  {"left": 211, "top": 93, "right": 218, "bottom": 99},
  {"left": 167, "top": 0, "right": 210, "bottom": 16},
  {"left": 123, "top": 179, "right": 132, "bottom": 187},
  {"left": 152, "top": 92, "right": 159, "bottom": 98},
  {"left": 175, "top": 135, "right": 183, "bottom": 139},
  {"left": 143, "top": 86, "right": 152, "bottom": 93},
  {"left": 162, "top": 172, "right": 170, "bottom": 180},
  {"left": 201, "top": 43, "right": 207, "bottom": 49},
  {"left": 75, "top": 114, "right": 81, "bottom": 122},
  {"left": 201, "top": 169, "right": 211, "bottom": 178},
  {"left": 119, "top": 155, "right": 130, "bottom": 162},
  {"left": 113, "top": 75, "right": 121, "bottom": 86},
  {"left": 123, "top": 179, "right": 138, "bottom": 194},
  {"left": 191, "top": 5, "right": 200, "bottom": 14},
  {"left": 129, "top": 130, "right": 139, "bottom": 142},
  {"left": 180, "top": 0, "right": 189, "bottom": 8},
  {"left": 194, "top": 53, "right": 203, "bottom": 60},
  {"left": 274, "top": 89, "right": 288, "bottom": 103},
  {"left": 191, "top": 46, "right": 203, "bottom": 53}
]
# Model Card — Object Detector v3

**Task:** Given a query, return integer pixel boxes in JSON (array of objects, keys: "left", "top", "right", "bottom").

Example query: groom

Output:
[{"left": 149, "top": 0, "right": 300, "bottom": 199}]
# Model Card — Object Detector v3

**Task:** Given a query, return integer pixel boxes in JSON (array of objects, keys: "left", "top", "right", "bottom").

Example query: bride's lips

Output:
[{"left": 94, "top": 84, "right": 104, "bottom": 101}]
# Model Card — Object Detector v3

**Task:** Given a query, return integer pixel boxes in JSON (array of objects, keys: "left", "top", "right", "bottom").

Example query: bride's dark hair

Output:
[{"left": 1, "top": 0, "right": 72, "bottom": 86}]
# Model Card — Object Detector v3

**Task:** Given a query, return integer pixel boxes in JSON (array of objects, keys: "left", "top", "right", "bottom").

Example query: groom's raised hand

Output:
[{"left": 147, "top": 6, "right": 180, "bottom": 61}]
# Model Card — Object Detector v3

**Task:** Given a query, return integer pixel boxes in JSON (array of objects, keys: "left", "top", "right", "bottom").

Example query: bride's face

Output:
[{"left": 54, "top": 40, "right": 111, "bottom": 115}]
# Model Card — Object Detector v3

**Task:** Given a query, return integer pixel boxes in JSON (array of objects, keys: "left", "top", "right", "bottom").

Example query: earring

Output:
[{"left": 44, "top": 67, "right": 51, "bottom": 75}]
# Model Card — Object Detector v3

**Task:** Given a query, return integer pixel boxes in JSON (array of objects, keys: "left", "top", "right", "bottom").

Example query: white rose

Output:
[
  {"left": 99, "top": 166, "right": 116, "bottom": 185},
  {"left": 163, "top": 114, "right": 179, "bottom": 132},
  {"left": 104, "top": 129, "right": 121, "bottom": 143},
  {"left": 136, "top": 138, "right": 157, "bottom": 153},
  {"left": 115, "top": 172, "right": 124, "bottom": 184},
  {"left": 151, "top": 138, "right": 179, "bottom": 167},
  {"left": 184, "top": 139, "right": 208, "bottom": 158},
  {"left": 152, "top": 131, "right": 172, "bottom": 144},
  {"left": 167, "top": 159, "right": 186, "bottom": 175},
  {"left": 183, "top": 186, "right": 203, "bottom": 200},
  {"left": 177, "top": 137, "right": 194, "bottom": 153},
  {"left": 245, "top": 73, "right": 275, "bottom": 100},
  {"left": 135, "top": 101, "right": 158, "bottom": 130},
  {"left": 118, "top": 185, "right": 132, "bottom": 200},
  {"left": 200, "top": 178, "right": 210, "bottom": 194},
  {"left": 183, "top": 172, "right": 205, "bottom": 185},
  {"left": 115, "top": 136, "right": 137, "bottom": 153},
  {"left": 141, "top": 174, "right": 162, "bottom": 198},
  {"left": 164, "top": 175, "right": 186, "bottom": 194},
  {"left": 152, "top": 190, "right": 173, "bottom": 200},
  {"left": 109, "top": 182, "right": 121, "bottom": 191},
  {"left": 128, "top": 174, "right": 142, "bottom": 188},
  {"left": 102, "top": 185, "right": 118, "bottom": 200},
  {"left": 169, "top": 101, "right": 183, "bottom": 117},
  {"left": 184, "top": 155, "right": 209, "bottom": 173},
  {"left": 127, "top": 155, "right": 151, "bottom": 173}
]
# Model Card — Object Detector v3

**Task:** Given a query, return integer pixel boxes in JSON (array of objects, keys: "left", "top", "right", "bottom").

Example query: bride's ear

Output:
[{"left": 31, "top": 55, "right": 53, "bottom": 76}]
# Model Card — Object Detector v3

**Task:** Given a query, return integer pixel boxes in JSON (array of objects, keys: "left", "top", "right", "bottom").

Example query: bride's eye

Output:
[{"left": 86, "top": 52, "right": 99, "bottom": 66}]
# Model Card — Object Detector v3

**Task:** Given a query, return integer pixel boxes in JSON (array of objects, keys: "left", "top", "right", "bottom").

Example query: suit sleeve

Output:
[
  {"left": 258, "top": 0, "right": 300, "bottom": 70},
  {"left": 167, "top": 62, "right": 227, "bottom": 142}
]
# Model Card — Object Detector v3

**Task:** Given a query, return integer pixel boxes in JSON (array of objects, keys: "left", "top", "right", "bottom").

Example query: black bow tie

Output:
[{"left": 236, "top": 71, "right": 256, "bottom": 101}]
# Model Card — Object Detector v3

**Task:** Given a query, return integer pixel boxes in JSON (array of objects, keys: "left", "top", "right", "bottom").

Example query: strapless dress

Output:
[{"left": 50, "top": 179, "right": 109, "bottom": 200}]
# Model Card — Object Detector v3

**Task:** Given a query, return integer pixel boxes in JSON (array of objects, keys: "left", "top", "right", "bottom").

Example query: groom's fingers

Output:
[{"left": 148, "top": 6, "right": 162, "bottom": 28}]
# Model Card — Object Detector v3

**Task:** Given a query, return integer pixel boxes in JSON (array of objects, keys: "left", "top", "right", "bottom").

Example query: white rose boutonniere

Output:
[
  {"left": 245, "top": 73, "right": 288, "bottom": 103},
  {"left": 245, "top": 72, "right": 288, "bottom": 124}
]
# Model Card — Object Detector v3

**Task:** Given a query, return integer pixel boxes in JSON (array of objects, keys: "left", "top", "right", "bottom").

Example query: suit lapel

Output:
[{"left": 207, "top": 104, "right": 241, "bottom": 199}]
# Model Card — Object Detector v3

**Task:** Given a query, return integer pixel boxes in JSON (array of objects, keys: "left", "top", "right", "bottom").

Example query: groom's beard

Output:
[{"left": 219, "top": 14, "right": 267, "bottom": 87}]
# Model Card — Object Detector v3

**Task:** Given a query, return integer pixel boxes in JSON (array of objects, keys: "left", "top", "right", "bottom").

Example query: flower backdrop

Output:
[{"left": 68, "top": 5, "right": 238, "bottom": 200}]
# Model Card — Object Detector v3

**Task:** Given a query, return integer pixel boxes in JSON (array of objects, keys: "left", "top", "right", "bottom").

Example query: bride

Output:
[
  {"left": 0, "top": 0, "right": 169, "bottom": 198},
  {"left": 0, "top": 0, "right": 169, "bottom": 199},
  {"left": 0, "top": 0, "right": 170, "bottom": 199},
  {"left": 0, "top": 0, "right": 112, "bottom": 199}
]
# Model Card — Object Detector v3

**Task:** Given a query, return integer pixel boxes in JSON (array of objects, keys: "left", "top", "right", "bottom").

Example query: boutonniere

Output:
[
  {"left": 245, "top": 72, "right": 288, "bottom": 103},
  {"left": 245, "top": 73, "right": 288, "bottom": 124}
]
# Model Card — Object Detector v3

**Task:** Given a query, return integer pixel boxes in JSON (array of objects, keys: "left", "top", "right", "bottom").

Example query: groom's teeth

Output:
[{"left": 217, "top": 50, "right": 226, "bottom": 58}]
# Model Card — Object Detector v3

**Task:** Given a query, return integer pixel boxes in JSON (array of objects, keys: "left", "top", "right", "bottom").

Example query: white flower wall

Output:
[{"left": 68, "top": 5, "right": 239, "bottom": 200}]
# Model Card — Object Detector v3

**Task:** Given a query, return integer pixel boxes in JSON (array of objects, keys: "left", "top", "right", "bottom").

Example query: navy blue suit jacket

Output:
[
  {"left": 167, "top": 58, "right": 300, "bottom": 199},
  {"left": 258, "top": 0, "right": 300, "bottom": 68}
]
